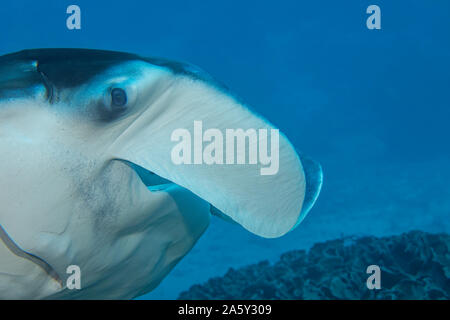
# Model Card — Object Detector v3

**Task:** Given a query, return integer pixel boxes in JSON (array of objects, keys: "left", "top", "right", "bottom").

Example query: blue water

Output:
[{"left": 1, "top": 0, "right": 449, "bottom": 299}]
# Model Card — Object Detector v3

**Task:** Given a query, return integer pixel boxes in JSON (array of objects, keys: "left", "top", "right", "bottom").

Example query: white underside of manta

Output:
[{"left": 0, "top": 49, "right": 322, "bottom": 299}]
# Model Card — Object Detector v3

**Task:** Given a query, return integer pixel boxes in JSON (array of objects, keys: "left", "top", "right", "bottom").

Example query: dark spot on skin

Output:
[{"left": 60, "top": 151, "right": 132, "bottom": 234}]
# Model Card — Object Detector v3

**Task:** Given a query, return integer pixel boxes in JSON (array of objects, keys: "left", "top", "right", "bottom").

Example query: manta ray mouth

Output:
[
  {"left": 125, "top": 161, "right": 175, "bottom": 192},
  {"left": 0, "top": 225, "right": 62, "bottom": 286},
  {"left": 123, "top": 160, "right": 220, "bottom": 217}
]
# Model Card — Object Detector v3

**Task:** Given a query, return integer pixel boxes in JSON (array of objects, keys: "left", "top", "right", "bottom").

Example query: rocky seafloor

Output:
[{"left": 178, "top": 231, "right": 449, "bottom": 300}]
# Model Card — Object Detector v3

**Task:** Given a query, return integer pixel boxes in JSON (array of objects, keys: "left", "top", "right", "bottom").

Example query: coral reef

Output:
[{"left": 178, "top": 231, "right": 450, "bottom": 299}]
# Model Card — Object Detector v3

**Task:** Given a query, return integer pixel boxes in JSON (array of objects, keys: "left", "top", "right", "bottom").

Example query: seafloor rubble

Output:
[{"left": 178, "top": 231, "right": 449, "bottom": 299}]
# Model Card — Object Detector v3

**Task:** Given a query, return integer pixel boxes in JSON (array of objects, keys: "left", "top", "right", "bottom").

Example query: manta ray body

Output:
[{"left": 0, "top": 49, "right": 322, "bottom": 299}]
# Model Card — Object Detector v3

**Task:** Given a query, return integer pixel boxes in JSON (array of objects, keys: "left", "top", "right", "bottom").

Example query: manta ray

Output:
[{"left": 0, "top": 49, "right": 322, "bottom": 299}]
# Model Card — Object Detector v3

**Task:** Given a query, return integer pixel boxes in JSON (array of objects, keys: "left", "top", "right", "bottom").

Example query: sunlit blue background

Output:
[{"left": 1, "top": 0, "right": 449, "bottom": 299}]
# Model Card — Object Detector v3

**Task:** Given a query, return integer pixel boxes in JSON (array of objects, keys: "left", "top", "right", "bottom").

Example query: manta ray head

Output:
[{"left": 0, "top": 49, "right": 322, "bottom": 299}]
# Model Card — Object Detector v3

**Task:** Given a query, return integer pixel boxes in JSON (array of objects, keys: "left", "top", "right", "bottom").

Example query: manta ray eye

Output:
[
  {"left": 101, "top": 83, "right": 137, "bottom": 119},
  {"left": 111, "top": 88, "right": 127, "bottom": 109}
]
